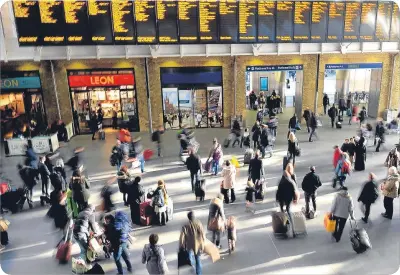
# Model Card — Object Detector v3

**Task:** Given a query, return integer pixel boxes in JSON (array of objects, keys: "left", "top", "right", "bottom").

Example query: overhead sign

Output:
[
  {"left": 1, "top": 76, "right": 41, "bottom": 89},
  {"left": 325, "top": 63, "right": 383, "bottom": 70},
  {"left": 68, "top": 74, "right": 135, "bottom": 87},
  {"left": 246, "top": 65, "right": 303, "bottom": 72}
]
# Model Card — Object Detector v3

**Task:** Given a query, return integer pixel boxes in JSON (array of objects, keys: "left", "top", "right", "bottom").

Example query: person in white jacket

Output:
[
  {"left": 221, "top": 160, "right": 236, "bottom": 204},
  {"left": 330, "top": 186, "right": 355, "bottom": 242}
]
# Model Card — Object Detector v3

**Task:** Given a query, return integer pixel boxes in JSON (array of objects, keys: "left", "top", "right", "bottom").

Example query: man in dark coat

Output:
[
  {"left": 248, "top": 151, "right": 264, "bottom": 183},
  {"left": 25, "top": 144, "right": 38, "bottom": 169},
  {"left": 328, "top": 104, "right": 338, "bottom": 128},
  {"left": 323, "top": 94, "right": 330, "bottom": 115},
  {"left": 127, "top": 176, "right": 144, "bottom": 225},
  {"left": 17, "top": 164, "right": 38, "bottom": 209},
  {"left": 186, "top": 149, "right": 202, "bottom": 192},
  {"left": 38, "top": 156, "right": 51, "bottom": 196},
  {"left": 288, "top": 114, "right": 298, "bottom": 133},
  {"left": 308, "top": 113, "right": 318, "bottom": 142},
  {"left": 358, "top": 173, "right": 379, "bottom": 223},
  {"left": 251, "top": 122, "right": 262, "bottom": 149},
  {"left": 302, "top": 108, "right": 311, "bottom": 133},
  {"left": 260, "top": 125, "right": 269, "bottom": 158},
  {"left": 301, "top": 166, "right": 322, "bottom": 216},
  {"left": 375, "top": 121, "right": 386, "bottom": 152}
]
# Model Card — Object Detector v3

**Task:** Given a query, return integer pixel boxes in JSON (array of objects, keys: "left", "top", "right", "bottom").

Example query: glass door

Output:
[
  {"left": 71, "top": 91, "right": 91, "bottom": 133},
  {"left": 162, "top": 88, "right": 179, "bottom": 129},
  {"left": 178, "top": 89, "right": 195, "bottom": 128},
  {"left": 194, "top": 88, "right": 207, "bottom": 128},
  {"left": 207, "top": 86, "right": 223, "bottom": 127}
]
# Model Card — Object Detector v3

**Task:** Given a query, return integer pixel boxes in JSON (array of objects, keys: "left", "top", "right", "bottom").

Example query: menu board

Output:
[
  {"left": 258, "top": 1, "right": 276, "bottom": 42},
  {"left": 239, "top": 0, "right": 257, "bottom": 42},
  {"left": 219, "top": 0, "right": 238, "bottom": 43},
  {"left": 157, "top": 0, "right": 178, "bottom": 43},
  {"left": 38, "top": 1, "right": 65, "bottom": 45},
  {"left": 360, "top": 2, "right": 377, "bottom": 41},
  {"left": 343, "top": 2, "right": 361, "bottom": 41},
  {"left": 276, "top": 1, "right": 294, "bottom": 42},
  {"left": 294, "top": 1, "right": 311, "bottom": 42},
  {"left": 199, "top": 0, "right": 218, "bottom": 42},
  {"left": 13, "top": 0, "right": 41, "bottom": 45},
  {"left": 311, "top": 1, "right": 328, "bottom": 42},
  {"left": 63, "top": 1, "right": 90, "bottom": 44},
  {"left": 111, "top": 0, "right": 135, "bottom": 44},
  {"left": 375, "top": 2, "right": 392, "bottom": 41},
  {"left": 88, "top": 0, "right": 113, "bottom": 44},
  {"left": 135, "top": 0, "right": 157, "bottom": 44},
  {"left": 178, "top": 0, "right": 199, "bottom": 42},
  {"left": 327, "top": 2, "right": 345, "bottom": 41},
  {"left": 390, "top": 2, "right": 400, "bottom": 41}
]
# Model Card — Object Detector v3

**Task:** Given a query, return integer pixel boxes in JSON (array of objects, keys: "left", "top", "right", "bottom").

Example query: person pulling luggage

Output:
[
  {"left": 301, "top": 166, "right": 322, "bottom": 218},
  {"left": 357, "top": 173, "right": 379, "bottom": 223},
  {"left": 186, "top": 149, "right": 202, "bottom": 192},
  {"left": 260, "top": 124, "right": 269, "bottom": 158},
  {"left": 248, "top": 151, "right": 264, "bottom": 184},
  {"left": 329, "top": 186, "right": 355, "bottom": 242}
]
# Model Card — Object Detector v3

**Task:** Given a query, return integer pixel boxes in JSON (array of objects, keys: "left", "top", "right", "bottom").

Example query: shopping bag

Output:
[
  {"left": 177, "top": 248, "right": 191, "bottom": 268},
  {"left": 0, "top": 218, "right": 10, "bottom": 232},
  {"left": 204, "top": 239, "right": 221, "bottom": 263},
  {"left": 143, "top": 149, "right": 153, "bottom": 161},
  {"left": 231, "top": 156, "right": 240, "bottom": 168},
  {"left": 324, "top": 213, "right": 336, "bottom": 233}
]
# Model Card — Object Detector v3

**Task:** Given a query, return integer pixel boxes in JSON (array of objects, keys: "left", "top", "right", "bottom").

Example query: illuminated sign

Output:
[
  {"left": 68, "top": 74, "right": 135, "bottom": 87},
  {"left": 1, "top": 77, "right": 41, "bottom": 90}
]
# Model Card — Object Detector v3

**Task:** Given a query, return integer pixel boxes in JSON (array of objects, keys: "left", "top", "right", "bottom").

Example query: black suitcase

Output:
[
  {"left": 0, "top": 188, "right": 26, "bottom": 213},
  {"left": 350, "top": 220, "right": 371, "bottom": 254},
  {"left": 272, "top": 212, "right": 289, "bottom": 238},
  {"left": 254, "top": 180, "right": 264, "bottom": 201},
  {"left": 85, "top": 263, "right": 105, "bottom": 274},
  {"left": 336, "top": 122, "right": 342, "bottom": 129},
  {"left": 195, "top": 179, "right": 206, "bottom": 201},
  {"left": 338, "top": 115, "right": 343, "bottom": 122},
  {"left": 223, "top": 138, "right": 230, "bottom": 148}
]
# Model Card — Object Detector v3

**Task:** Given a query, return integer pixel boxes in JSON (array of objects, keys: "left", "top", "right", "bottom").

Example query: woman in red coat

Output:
[{"left": 333, "top": 145, "right": 342, "bottom": 169}]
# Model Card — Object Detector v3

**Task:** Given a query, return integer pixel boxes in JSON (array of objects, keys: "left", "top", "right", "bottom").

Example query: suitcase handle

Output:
[{"left": 349, "top": 219, "right": 358, "bottom": 229}]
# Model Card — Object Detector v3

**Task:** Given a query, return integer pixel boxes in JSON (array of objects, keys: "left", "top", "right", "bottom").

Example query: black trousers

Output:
[
  {"left": 288, "top": 152, "right": 296, "bottom": 165},
  {"left": 304, "top": 192, "right": 316, "bottom": 213},
  {"left": 383, "top": 196, "right": 394, "bottom": 219},
  {"left": 376, "top": 139, "right": 383, "bottom": 152},
  {"left": 74, "top": 120, "right": 80, "bottom": 134},
  {"left": 112, "top": 117, "right": 118, "bottom": 129},
  {"left": 363, "top": 203, "right": 371, "bottom": 220},
  {"left": 253, "top": 140, "right": 259, "bottom": 150},
  {"left": 130, "top": 203, "right": 141, "bottom": 225},
  {"left": 331, "top": 118, "right": 335, "bottom": 128},
  {"left": 324, "top": 105, "right": 327, "bottom": 114},
  {"left": 190, "top": 171, "right": 199, "bottom": 191},
  {"left": 222, "top": 188, "right": 236, "bottom": 204},
  {"left": 232, "top": 136, "right": 241, "bottom": 147},
  {"left": 333, "top": 216, "right": 347, "bottom": 242},
  {"left": 42, "top": 179, "right": 49, "bottom": 196}
]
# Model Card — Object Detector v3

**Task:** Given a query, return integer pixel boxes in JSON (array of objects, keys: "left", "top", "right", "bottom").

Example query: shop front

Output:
[
  {"left": 67, "top": 69, "right": 139, "bottom": 133},
  {"left": 0, "top": 71, "right": 46, "bottom": 139},
  {"left": 161, "top": 67, "right": 223, "bottom": 129}
]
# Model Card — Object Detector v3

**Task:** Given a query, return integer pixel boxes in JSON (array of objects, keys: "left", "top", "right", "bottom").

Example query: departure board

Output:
[
  {"left": 157, "top": 0, "right": 178, "bottom": 43},
  {"left": 135, "top": 0, "right": 157, "bottom": 44},
  {"left": 344, "top": 2, "right": 361, "bottom": 41},
  {"left": 390, "top": 2, "right": 400, "bottom": 41},
  {"left": 111, "top": 0, "right": 135, "bottom": 44},
  {"left": 219, "top": 0, "right": 238, "bottom": 43},
  {"left": 327, "top": 2, "right": 345, "bottom": 41},
  {"left": 63, "top": 1, "right": 90, "bottom": 44},
  {"left": 258, "top": 1, "right": 276, "bottom": 42},
  {"left": 199, "top": 0, "right": 218, "bottom": 42},
  {"left": 88, "top": 0, "right": 113, "bottom": 44},
  {"left": 294, "top": 1, "right": 311, "bottom": 42},
  {"left": 178, "top": 0, "right": 199, "bottom": 42},
  {"left": 276, "top": 1, "right": 294, "bottom": 42},
  {"left": 13, "top": 1, "right": 41, "bottom": 45},
  {"left": 375, "top": 2, "right": 392, "bottom": 41},
  {"left": 239, "top": 0, "right": 257, "bottom": 42},
  {"left": 359, "top": 2, "right": 377, "bottom": 41},
  {"left": 310, "top": 1, "right": 328, "bottom": 42},
  {"left": 38, "top": 1, "right": 65, "bottom": 45}
]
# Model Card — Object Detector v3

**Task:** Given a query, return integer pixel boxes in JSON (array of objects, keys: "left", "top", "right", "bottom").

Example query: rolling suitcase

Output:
[
  {"left": 349, "top": 220, "right": 371, "bottom": 254},
  {"left": 56, "top": 220, "right": 72, "bottom": 264},
  {"left": 98, "top": 130, "right": 105, "bottom": 140},
  {"left": 223, "top": 139, "right": 230, "bottom": 148},
  {"left": 272, "top": 212, "right": 289, "bottom": 238},
  {"left": 336, "top": 122, "right": 342, "bottom": 129},
  {"left": 254, "top": 179, "right": 265, "bottom": 201},
  {"left": 244, "top": 149, "right": 254, "bottom": 164},
  {"left": 204, "top": 160, "right": 212, "bottom": 173},
  {"left": 195, "top": 179, "right": 206, "bottom": 201},
  {"left": 290, "top": 211, "right": 307, "bottom": 236},
  {"left": 1, "top": 231, "right": 9, "bottom": 245},
  {"left": 140, "top": 200, "right": 153, "bottom": 226},
  {"left": 338, "top": 115, "right": 343, "bottom": 122}
]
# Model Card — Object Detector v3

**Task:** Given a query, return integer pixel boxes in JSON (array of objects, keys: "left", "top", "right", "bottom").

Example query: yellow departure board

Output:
[
  {"left": 199, "top": 0, "right": 218, "bottom": 42},
  {"left": 88, "top": 0, "right": 113, "bottom": 43},
  {"left": 311, "top": 2, "right": 328, "bottom": 42},
  {"left": 135, "top": 0, "right": 157, "bottom": 44},
  {"left": 239, "top": 0, "right": 257, "bottom": 42},
  {"left": 157, "top": 0, "right": 178, "bottom": 43},
  {"left": 13, "top": 0, "right": 40, "bottom": 44},
  {"left": 111, "top": 0, "right": 135, "bottom": 43},
  {"left": 219, "top": 0, "right": 238, "bottom": 42},
  {"left": 178, "top": 0, "right": 198, "bottom": 42},
  {"left": 375, "top": 2, "right": 392, "bottom": 41},
  {"left": 344, "top": 2, "right": 361, "bottom": 41},
  {"left": 38, "top": 0, "right": 65, "bottom": 44},
  {"left": 360, "top": 2, "right": 377, "bottom": 41}
]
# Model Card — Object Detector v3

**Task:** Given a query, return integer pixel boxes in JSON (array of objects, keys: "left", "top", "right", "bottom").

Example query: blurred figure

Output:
[
  {"left": 117, "top": 165, "right": 132, "bottom": 206},
  {"left": 25, "top": 143, "right": 38, "bottom": 169},
  {"left": 231, "top": 119, "right": 241, "bottom": 148},
  {"left": 375, "top": 120, "right": 386, "bottom": 152},
  {"left": 186, "top": 149, "right": 202, "bottom": 192},
  {"left": 208, "top": 138, "right": 223, "bottom": 176},
  {"left": 38, "top": 156, "right": 51, "bottom": 196},
  {"left": 152, "top": 126, "right": 164, "bottom": 157},
  {"left": 323, "top": 94, "right": 329, "bottom": 115},
  {"left": 381, "top": 167, "right": 399, "bottom": 220},
  {"left": 358, "top": 106, "right": 367, "bottom": 125},
  {"left": 207, "top": 194, "right": 226, "bottom": 248},
  {"left": 332, "top": 145, "right": 342, "bottom": 169},
  {"left": 302, "top": 107, "right": 311, "bottom": 133},
  {"left": 111, "top": 140, "right": 124, "bottom": 172},
  {"left": 142, "top": 234, "right": 168, "bottom": 275},
  {"left": 71, "top": 169, "right": 90, "bottom": 212},
  {"left": 66, "top": 147, "right": 85, "bottom": 174},
  {"left": 101, "top": 178, "right": 116, "bottom": 213},
  {"left": 358, "top": 173, "right": 379, "bottom": 223},
  {"left": 17, "top": 164, "right": 37, "bottom": 209}
]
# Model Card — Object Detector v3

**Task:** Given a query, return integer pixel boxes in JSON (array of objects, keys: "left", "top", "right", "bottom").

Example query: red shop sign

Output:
[{"left": 68, "top": 74, "right": 135, "bottom": 87}]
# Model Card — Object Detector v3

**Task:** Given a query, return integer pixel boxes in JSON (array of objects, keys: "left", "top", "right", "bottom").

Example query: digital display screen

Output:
[
  {"left": 327, "top": 2, "right": 345, "bottom": 41},
  {"left": 219, "top": 0, "right": 238, "bottom": 43},
  {"left": 63, "top": 1, "right": 91, "bottom": 44},
  {"left": 38, "top": 1, "right": 65, "bottom": 45},
  {"left": 375, "top": 2, "right": 392, "bottom": 41},
  {"left": 294, "top": 1, "right": 311, "bottom": 42},
  {"left": 88, "top": 0, "right": 113, "bottom": 44},
  {"left": 157, "top": 0, "right": 178, "bottom": 43},
  {"left": 258, "top": 1, "right": 276, "bottom": 42},
  {"left": 359, "top": 2, "right": 377, "bottom": 41},
  {"left": 111, "top": 0, "right": 135, "bottom": 44},
  {"left": 238, "top": 0, "right": 257, "bottom": 42},
  {"left": 343, "top": 2, "right": 361, "bottom": 41},
  {"left": 178, "top": 0, "right": 199, "bottom": 42},
  {"left": 135, "top": 0, "right": 157, "bottom": 44},
  {"left": 13, "top": 0, "right": 41, "bottom": 45},
  {"left": 199, "top": 0, "right": 218, "bottom": 42},
  {"left": 276, "top": 1, "right": 294, "bottom": 42},
  {"left": 390, "top": 2, "right": 400, "bottom": 41},
  {"left": 311, "top": 1, "right": 328, "bottom": 42}
]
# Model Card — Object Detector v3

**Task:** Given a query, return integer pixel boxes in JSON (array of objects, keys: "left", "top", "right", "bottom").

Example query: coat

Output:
[
  {"left": 127, "top": 182, "right": 145, "bottom": 205},
  {"left": 301, "top": 171, "right": 322, "bottom": 194},
  {"left": 287, "top": 139, "right": 298, "bottom": 155},
  {"left": 207, "top": 198, "right": 225, "bottom": 232},
  {"left": 71, "top": 176, "right": 90, "bottom": 205},
  {"left": 186, "top": 154, "right": 201, "bottom": 173},
  {"left": 251, "top": 125, "right": 261, "bottom": 141},
  {"left": 179, "top": 219, "right": 205, "bottom": 254},
  {"left": 330, "top": 190, "right": 355, "bottom": 219},
  {"left": 142, "top": 244, "right": 168, "bottom": 275},
  {"left": 276, "top": 173, "right": 298, "bottom": 204},
  {"left": 288, "top": 116, "right": 297, "bottom": 129},
  {"left": 382, "top": 174, "right": 399, "bottom": 199},
  {"left": 358, "top": 180, "right": 379, "bottom": 204},
  {"left": 222, "top": 165, "right": 236, "bottom": 189},
  {"left": 38, "top": 162, "right": 51, "bottom": 184},
  {"left": 25, "top": 148, "right": 38, "bottom": 169},
  {"left": 73, "top": 207, "right": 98, "bottom": 242},
  {"left": 333, "top": 148, "right": 342, "bottom": 169},
  {"left": 117, "top": 171, "right": 132, "bottom": 194},
  {"left": 248, "top": 158, "right": 264, "bottom": 179}
]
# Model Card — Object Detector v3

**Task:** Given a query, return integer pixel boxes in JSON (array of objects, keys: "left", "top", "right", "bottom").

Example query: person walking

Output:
[
  {"left": 221, "top": 160, "right": 236, "bottom": 204},
  {"left": 179, "top": 211, "right": 205, "bottom": 275},
  {"left": 375, "top": 120, "right": 386, "bottom": 152},
  {"left": 332, "top": 145, "right": 342, "bottom": 169},
  {"left": 328, "top": 104, "right": 338, "bottom": 128},
  {"left": 152, "top": 126, "right": 164, "bottom": 157},
  {"left": 54, "top": 159, "right": 67, "bottom": 191},
  {"left": 127, "top": 176, "right": 144, "bottom": 225},
  {"left": 25, "top": 144, "right": 38, "bottom": 169},
  {"left": 301, "top": 166, "right": 322, "bottom": 217},
  {"left": 248, "top": 151, "right": 264, "bottom": 184},
  {"left": 131, "top": 137, "right": 145, "bottom": 173},
  {"left": 323, "top": 94, "right": 330, "bottom": 115},
  {"left": 358, "top": 106, "right": 367, "bottom": 125},
  {"left": 207, "top": 138, "right": 223, "bottom": 176},
  {"left": 354, "top": 136, "right": 366, "bottom": 171},
  {"left": 288, "top": 114, "right": 298, "bottom": 133},
  {"left": 207, "top": 194, "right": 226, "bottom": 248},
  {"left": 287, "top": 132, "right": 299, "bottom": 166},
  {"left": 142, "top": 234, "right": 168, "bottom": 275},
  {"left": 330, "top": 186, "right": 355, "bottom": 242},
  {"left": 73, "top": 110, "right": 80, "bottom": 134},
  {"left": 251, "top": 121, "right": 262, "bottom": 149},
  {"left": 112, "top": 107, "right": 118, "bottom": 129},
  {"left": 231, "top": 119, "right": 242, "bottom": 148},
  {"left": 260, "top": 124, "right": 269, "bottom": 158},
  {"left": 309, "top": 112, "right": 318, "bottom": 142},
  {"left": 38, "top": 155, "right": 51, "bottom": 196},
  {"left": 358, "top": 173, "right": 379, "bottom": 223},
  {"left": 117, "top": 166, "right": 132, "bottom": 206},
  {"left": 381, "top": 166, "right": 399, "bottom": 220},
  {"left": 333, "top": 152, "right": 352, "bottom": 189},
  {"left": 17, "top": 164, "right": 37, "bottom": 209},
  {"left": 71, "top": 169, "right": 90, "bottom": 212},
  {"left": 186, "top": 149, "right": 202, "bottom": 192},
  {"left": 111, "top": 140, "right": 125, "bottom": 172},
  {"left": 90, "top": 111, "right": 98, "bottom": 140},
  {"left": 101, "top": 179, "right": 116, "bottom": 213},
  {"left": 302, "top": 107, "right": 311, "bottom": 133}
]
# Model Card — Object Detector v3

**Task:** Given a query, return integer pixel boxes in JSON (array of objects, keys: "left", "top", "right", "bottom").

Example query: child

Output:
[
  {"left": 245, "top": 181, "right": 256, "bottom": 213},
  {"left": 241, "top": 128, "right": 250, "bottom": 148},
  {"left": 226, "top": 216, "right": 237, "bottom": 253}
]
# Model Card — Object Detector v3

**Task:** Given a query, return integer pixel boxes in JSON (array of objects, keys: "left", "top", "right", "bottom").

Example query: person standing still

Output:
[
  {"left": 323, "top": 94, "right": 330, "bottom": 115},
  {"left": 328, "top": 104, "right": 338, "bottom": 128},
  {"left": 112, "top": 107, "right": 118, "bottom": 129},
  {"left": 358, "top": 173, "right": 379, "bottom": 223},
  {"left": 73, "top": 110, "right": 80, "bottom": 135},
  {"left": 152, "top": 126, "right": 164, "bottom": 157},
  {"left": 301, "top": 166, "right": 322, "bottom": 217},
  {"left": 38, "top": 156, "right": 51, "bottom": 196},
  {"left": 248, "top": 151, "right": 264, "bottom": 184},
  {"left": 381, "top": 167, "right": 399, "bottom": 220},
  {"left": 221, "top": 160, "right": 236, "bottom": 204},
  {"left": 90, "top": 112, "right": 98, "bottom": 140}
]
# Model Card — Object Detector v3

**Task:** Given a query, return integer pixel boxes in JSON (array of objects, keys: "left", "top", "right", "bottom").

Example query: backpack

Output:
[
  {"left": 50, "top": 171, "right": 64, "bottom": 190},
  {"left": 341, "top": 161, "right": 351, "bottom": 174},
  {"left": 153, "top": 190, "right": 165, "bottom": 207},
  {"left": 109, "top": 154, "right": 118, "bottom": 166}
]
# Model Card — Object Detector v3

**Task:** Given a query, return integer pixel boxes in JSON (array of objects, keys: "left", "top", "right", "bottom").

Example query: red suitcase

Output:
[
  {"left": 0, "top": 183, "right": 10, "bottom": 195},
  {"left": 143, "top": 149, "right": 154, "bottom": 161},
  {"left": 140, "top": 200, "right": 153, "bottom": 226}
]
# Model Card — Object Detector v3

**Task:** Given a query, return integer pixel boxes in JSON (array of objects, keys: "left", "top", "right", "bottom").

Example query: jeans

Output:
[
  {"left": 304, "top": 192, "right": 316, "bottom": 213},
  {"left": 138, "top": 154, "right": 145, "bottom": 173},
  {"left": 212, "top": 160, "right": 219, "bottom": 175},
  {"left": 305, "top": 119, "right": 310, "bottom": 132},
  {"left": 309, "top": 128, "right": 317, "bottom": 141},
  {"left": 253, "top": 140, "right": 259, "bottom": 150},
  {"left": 376, "top": 139, "right": 383, "bottom": 152},
  {"left": 190, "top": 171, "right": 200, "bottom": 191},
  {"left": 279, "top": 201, "right": 295, "bottom": 236},
  {"left": 222, "top": 188, "right": 236, "bottom": 203},
  {"left": 289, "top": 128, "right": 296, "bottom": 134},
  {"left": 383, "top": 196, "right": 394, "bottom": 219},
  {"left": 76, "top": 238, "right": 88, "bottom": 261},
  {"left": 25, "top": 188, "right": 33, "bottom": 205},
  {"left": 332, "top": 216, "right": 347, "bottom": 242},
  {"left": 157, "top": 142, "right": 162, "bottom": 157},
  {"left": 232, "top": 136, "right": 241, "bottom": 147},
  {"left": 112, "top": 117, "right": 118, "bottom": 129},
  {"left": 324, "top": 105, "right": 327, "bottom": 114},
  {"left": 116, "top": 161, "right": 122, "bottom": 173},
  {"left": 212, "top": 231, "right": 221, "bottom": 246},
  {"left": 270, "top": 127, "right": 277, "bottom": 137},
  {"left": 333, "top": 175, "right": 346, "bottom": 188},
  {"left": 188, "top": 250, "right": 202, "bottom": 275},
  {"left": 114, "top": 242, "right": 132, "bottom": 274}
]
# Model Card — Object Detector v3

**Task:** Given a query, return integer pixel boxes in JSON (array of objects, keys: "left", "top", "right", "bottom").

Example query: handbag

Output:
[
  {"left": 208, "top": 216, "right": 224, "bottom": 232},
  {"left": 177, "top": 248, "right": 192, "bottom": 268},
  {"left": 0, "top": 218, "right": 10, "bottom": 232},
  {"left": 324, "top": 213, "right": 336, "bottom": 233}
]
